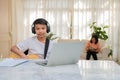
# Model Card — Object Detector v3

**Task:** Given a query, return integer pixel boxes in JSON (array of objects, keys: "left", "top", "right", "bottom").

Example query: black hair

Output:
[
  {"left": 90, "top": 34, "right": 99, "bottom": 44},
  {"left": 33, "top": 18, "right": 48, "bottom": 26}
]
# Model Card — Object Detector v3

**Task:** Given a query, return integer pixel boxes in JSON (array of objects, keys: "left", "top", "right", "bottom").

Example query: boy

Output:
[{"left": 11, "top": 18, "right": 55, "bottom": 59}]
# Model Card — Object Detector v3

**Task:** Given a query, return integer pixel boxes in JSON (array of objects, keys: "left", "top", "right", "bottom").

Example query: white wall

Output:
[{"left": 0, "top": 0, "right": 12, "bottom": 57}]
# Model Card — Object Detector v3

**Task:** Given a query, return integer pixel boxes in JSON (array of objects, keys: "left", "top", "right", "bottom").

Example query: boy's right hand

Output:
[{"left": 21, "top": 55, "right": 28, "bottom": 59}]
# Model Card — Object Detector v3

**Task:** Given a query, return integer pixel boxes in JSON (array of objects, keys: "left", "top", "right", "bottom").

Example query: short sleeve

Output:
[{"left": 16, "top": 38, "right": 30, "bottom": 52}]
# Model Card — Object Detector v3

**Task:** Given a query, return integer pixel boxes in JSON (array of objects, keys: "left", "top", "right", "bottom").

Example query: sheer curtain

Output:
[
  {"left": 23, "top": 0, "right": 73, "bottom": 39},
  {"left": 73, "top": 0, "right": 120, "bottom": 61},
  {"left": 11, "top": 0, "right": 24, "bottom": 44},
  {"left": 12, "top": 0, "right": 120, "bottom": 61}
]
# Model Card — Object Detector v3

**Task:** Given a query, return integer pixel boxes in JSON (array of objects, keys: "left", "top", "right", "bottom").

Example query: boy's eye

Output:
[
  {"left": 42, "top": 28, "right": 45, "bottom": 29},
  {"left": 36, "top": 28, "right": 40, "bottom": 30},
  {"left": 36, "top": 27, "right": 46, "bottom": 30}
]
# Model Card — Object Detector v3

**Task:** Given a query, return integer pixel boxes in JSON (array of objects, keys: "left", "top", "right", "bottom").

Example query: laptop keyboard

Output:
[{"left": 28, "top": 59, "right": 48, "bottom": 66}]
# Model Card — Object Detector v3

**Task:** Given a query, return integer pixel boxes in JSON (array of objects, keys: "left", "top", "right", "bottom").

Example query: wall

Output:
[{"left": 0, "top": 0, "right": 12, "bottom": 57}]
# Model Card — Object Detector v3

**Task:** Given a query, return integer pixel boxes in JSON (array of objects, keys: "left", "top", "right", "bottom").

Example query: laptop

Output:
[{"left": 36, "top": 41, "right": 85, "bottom": 66}]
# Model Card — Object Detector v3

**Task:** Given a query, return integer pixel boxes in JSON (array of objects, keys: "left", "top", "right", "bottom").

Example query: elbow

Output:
[
  {"left": 10, "top": 46, "right": 14, "bottom": 52},
  {"left": 10, "top": 45, "right": 17, "bottom": 52}
]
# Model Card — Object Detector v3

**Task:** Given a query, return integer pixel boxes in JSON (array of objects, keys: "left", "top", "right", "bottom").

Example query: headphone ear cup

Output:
[
  {"left": 46, "top": 22, "right": 50, "bottom": 33},
  {"left": 47, "top": 25, "right": 50, "bottom": 33},
  {"left": 32, "top": 27, "right": 35, "bottom": 34}
]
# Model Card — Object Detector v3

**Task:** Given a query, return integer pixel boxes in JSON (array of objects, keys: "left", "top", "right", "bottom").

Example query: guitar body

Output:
[{"left": 9, "top": 53, "right": 40, "bottom": 59}]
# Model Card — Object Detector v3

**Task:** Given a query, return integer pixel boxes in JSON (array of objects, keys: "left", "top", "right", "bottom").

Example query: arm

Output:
[
  {"left": 95, "top": 48, "right": 100, "bottom": 52},
  {"left": 85, "top": 41, "right": 90, "bottom": 51},
  {"left": 95, "top": 43, "right": 101, "bottom": 52},
  {"left": 11, "top": 45, "right": 28, "bottom": 59}
]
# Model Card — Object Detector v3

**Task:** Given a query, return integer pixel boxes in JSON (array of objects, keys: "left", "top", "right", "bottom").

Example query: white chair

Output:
[{"left": 80, "top": 40, "right": 110, "bottom": 60}]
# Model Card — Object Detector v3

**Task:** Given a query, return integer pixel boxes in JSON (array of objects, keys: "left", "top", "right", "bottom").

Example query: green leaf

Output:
[
  {"left": 96, "top": 27, "right": 101, "bottom": 30},
  {"left": 51, "top": 37, "right": 59, "bottom": 40},
  {"left": 108, "top": 49, "right": 113, "bottom": 57},
  {"left": 103, "top": 25, "right": 109, "bottom": 28},
  {"left": 92, "top": 22, "right": 96, "bottom": 25},
  {"left": 46, "top": 32, "right": 58, "bottom": 40}
]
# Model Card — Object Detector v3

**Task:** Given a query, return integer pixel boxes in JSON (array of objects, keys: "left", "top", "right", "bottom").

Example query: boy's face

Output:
[{"left": 35, "top": 24, "right": 47, "bottom": 38}]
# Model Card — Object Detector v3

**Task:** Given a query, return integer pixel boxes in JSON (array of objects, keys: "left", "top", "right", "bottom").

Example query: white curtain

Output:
[
  {"left": 23, "top": 0, "right": 73, "bottom": 39},
  {"left": 11, "top": 0, "right": 24, "bottom": 44},
  {"left": 12, "top": 0, "right": 120, "bottom": 61},
  {"left": 73, "top": 0, "right": 120, "bottom": 61}
]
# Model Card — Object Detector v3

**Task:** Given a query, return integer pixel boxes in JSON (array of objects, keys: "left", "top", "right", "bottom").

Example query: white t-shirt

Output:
[{"left": 16, "top": 36, "right": 55, "bottom": 58}]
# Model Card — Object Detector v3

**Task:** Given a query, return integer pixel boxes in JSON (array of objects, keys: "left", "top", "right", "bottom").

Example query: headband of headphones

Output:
[{"left": 31, "top": 18, "right": 50, "bottom": 34}]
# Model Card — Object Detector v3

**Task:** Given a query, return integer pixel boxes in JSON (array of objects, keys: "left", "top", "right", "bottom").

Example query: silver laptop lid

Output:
[{"left": 47, "top": 41, "right": 85, "bottom": 66}]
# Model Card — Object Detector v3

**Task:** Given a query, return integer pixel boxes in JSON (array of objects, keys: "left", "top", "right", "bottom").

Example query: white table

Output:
[{"left": 0, "top": 60, "right": 120, "bottom": 80}]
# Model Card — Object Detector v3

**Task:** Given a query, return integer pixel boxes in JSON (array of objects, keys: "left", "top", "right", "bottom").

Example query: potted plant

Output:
[
  {"left": 46, "top": 32, "right": 58, "bottom": 40},
  {"left": 89, "top": 22, "right": 109, "bottom": 40},
  {"left": 107, "top": 46, "right": 113, "bottom": 59},
  {"left": 89, "top": 22, "right": 113, "bottom": 58}
]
